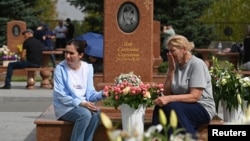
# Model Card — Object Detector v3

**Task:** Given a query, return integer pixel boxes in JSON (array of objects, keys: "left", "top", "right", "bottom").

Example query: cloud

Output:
[{"left": 56, "top": 0, "right": 85, "bottom": 21}]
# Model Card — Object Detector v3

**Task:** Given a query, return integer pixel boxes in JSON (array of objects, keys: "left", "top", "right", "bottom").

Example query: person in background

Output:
[
  {"left": 43, "top": 24, "right": 56, "bottom": 67},
  {"left": 54, "top": 20, "right": 67, "bottom": 49},
  {"left": 53, "top": 40, "right": 107, "bottom": 141},
  {"left": 34, "top": 24, "right": 46, "bottom": 44},
  {"left": 1, "top": 29, "right": 43, "bottom": 89},
  {"left": 54, "top": 20, "right": 67, "bottom": 60},
  {"left": 241, "top": 25, "right": 250, "bottom": 70},
  {"left": 84, "top": 55, "right": 103, "bottom": 73},
  {"left": 161, "top": 24, "right": 176, "bottom": 62},
  {"left": 65, "top": 18, "right": 75, "bottom": 42},
  {"left": 152, "top": 35, "right": 216, "bottom": 139},
  {"left": 34, "top": 24, "right": 57, "bottom": 67}
]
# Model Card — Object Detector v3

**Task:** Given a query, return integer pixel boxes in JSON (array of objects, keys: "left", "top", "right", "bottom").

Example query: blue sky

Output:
[{"left": 56, "top": 0, "right": 85, "bottom": 21}]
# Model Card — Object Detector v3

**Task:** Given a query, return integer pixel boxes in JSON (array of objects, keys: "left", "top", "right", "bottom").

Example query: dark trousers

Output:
[
  {"left": 43, "top": 47, "right": 56, "bottom": 68},
  {"left": 55, "top": 38, "right": 66, "bottom": 60},
  {"left": 55, "top": 38, "right": 66, "bottom": 49},
  {"left": 4, "top": 61, "right": 40, "bottom": 87},
  {"left": 152, "top": 102, "right": 210, "bottom": 139}
]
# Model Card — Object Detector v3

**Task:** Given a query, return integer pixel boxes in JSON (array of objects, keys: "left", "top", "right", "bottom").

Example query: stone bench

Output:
[
  {"left": 197, "top": 115, "right": 224, "bottom": 141},
  {"left": 34, "top": 104, "right": 153, "bottom": 141},
  {"left": 238, "top": 70, "right": 250, "bottom": 76},
  {"left": 34, "top": 104, "right": 223, "bottom": 141},
  {"left": 0, "top": 67, "right": 54, "bottom": 89},
  {"left": 25, "top": 67, "right": 54, "bottom": 89}
]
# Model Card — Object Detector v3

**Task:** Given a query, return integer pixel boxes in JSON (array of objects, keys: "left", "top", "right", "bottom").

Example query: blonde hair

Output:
[{"left": 167, "top": 35, "right": 194, "bottom": 51}]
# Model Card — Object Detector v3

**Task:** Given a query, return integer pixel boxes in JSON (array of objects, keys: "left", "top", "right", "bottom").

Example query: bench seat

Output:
[
  {"left": 34, "top": 104, "right": 224, "bottom": 141},
  {"left": 25, "top": 67, "right": 54, "bottom": 89},
  {"left": 197, "top": 115, "right": 224, "bottom": 140},
  {"left": 34, "top": 104, "right": 153, "bottom": 141}
]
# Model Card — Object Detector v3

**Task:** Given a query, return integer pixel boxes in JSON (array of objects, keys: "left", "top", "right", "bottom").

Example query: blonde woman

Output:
[{"left": 152, "top": 35, "right": 216, "bottom": 139}]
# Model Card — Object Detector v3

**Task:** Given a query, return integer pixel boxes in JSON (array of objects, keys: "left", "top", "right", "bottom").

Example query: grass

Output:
[{"left": 12, "top": 76, "right": 42, "bottom": 82}]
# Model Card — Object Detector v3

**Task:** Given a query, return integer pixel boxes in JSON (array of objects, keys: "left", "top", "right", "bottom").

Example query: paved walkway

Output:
[
  {"left": 0, "top": 82, "right": 52, "bottom": 141},
  {"left": 0, "top": 82, "right": 224, "bottom": 141}
]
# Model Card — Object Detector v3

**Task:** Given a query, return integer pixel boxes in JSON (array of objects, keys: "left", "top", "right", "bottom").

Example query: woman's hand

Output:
[
  {"left": 153, "top": 96, "right": 169, "bottom": 107},
  {"left": 80, "top": 101, "right": 99, "bottom": 112},
  {"left": 167, "top": 53, "right": 175, "bottom": 72}
]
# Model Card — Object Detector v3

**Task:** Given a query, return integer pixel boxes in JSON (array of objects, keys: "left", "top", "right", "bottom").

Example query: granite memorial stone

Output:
[{"left": 104, "top": 0, "right": 154, "bottom": 82}]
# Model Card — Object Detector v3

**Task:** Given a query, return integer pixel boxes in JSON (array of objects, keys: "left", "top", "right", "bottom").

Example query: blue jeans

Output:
[
  {"left": 59, "top": 106, "right": 100, "bottom": 141},
  {"left": 43, "top": 46, "right": 56, "bottom": 68},
  {"left": 4, "top": 61, "right": 40, "bottom": 87}
]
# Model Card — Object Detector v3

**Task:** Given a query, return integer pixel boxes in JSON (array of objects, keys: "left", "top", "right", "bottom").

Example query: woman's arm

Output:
[
  {"left": 163, "top": 53, "right": 175, "bottom": 95},
  {"left": 156, "top": 59, "right": 207, "bottom": 106},
  {"left": 163, "top": 70, "right": 174, "bottom": 95},
  {"left": 154, "top": 87, "right": 203, "bottom": 107},
  {"left": 85, "top": 64, "right": 104, "bottom": 102}
]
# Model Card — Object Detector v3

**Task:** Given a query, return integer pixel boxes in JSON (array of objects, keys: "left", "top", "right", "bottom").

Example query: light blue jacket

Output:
[{"left": 53, "top": 60, "right": 104, "bottom": 119}]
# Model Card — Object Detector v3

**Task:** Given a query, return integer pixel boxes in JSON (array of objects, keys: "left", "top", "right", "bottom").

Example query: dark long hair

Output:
[{"left": 66, "top": 39, "right": 87, "bottom": 54}]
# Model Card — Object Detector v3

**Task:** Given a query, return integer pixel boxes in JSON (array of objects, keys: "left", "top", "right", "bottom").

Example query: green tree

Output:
[
  {"left": 0, "top": 0, "right": 42, "bottom": 46},
  {"left": 67, "top": 0, "right": 104, "bottom": 34},
  {"left": 68, "top": 0, "right": 214, "bottom": 48},
  {"left": 200, "top": 0, "right": 250, "bottom": 41},
  {"left": 34, "top": 0, "right": 57, "bottom": 24},
  {"left": 154, "top": 0, "right": 214, "bottom": 48}
]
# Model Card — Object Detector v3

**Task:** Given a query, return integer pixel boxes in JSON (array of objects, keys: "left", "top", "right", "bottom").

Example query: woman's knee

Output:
[
  {"left": 75, "top": 107, "right": 93, "bottom": 120},
  {"left": 158, "top": 102, "right": 178, "bottom": 112}
]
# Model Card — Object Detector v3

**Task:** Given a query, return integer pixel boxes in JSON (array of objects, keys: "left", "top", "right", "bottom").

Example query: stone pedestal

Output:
[
  {"left": 7, "top": 20, "right": 26, "bottom": 53},
  {"left": 104, "top": 0, "right": 154, "bottom": 83}
]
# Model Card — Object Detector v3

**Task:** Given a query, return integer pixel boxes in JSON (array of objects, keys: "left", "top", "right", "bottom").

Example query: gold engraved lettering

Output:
[
  {"left": 123, "top": 42, "right": 133, "bottom": 47},
  {"left": 117, "top": 45, "right": 140, "bottom": 62},
  {"left": 144, "top": 0, "right": 152, "bottom": 10}
]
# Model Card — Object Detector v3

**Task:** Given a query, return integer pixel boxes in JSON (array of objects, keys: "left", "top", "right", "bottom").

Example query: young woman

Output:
[{"left": 52, "top": 40, "right": 106, "bottom": 141}]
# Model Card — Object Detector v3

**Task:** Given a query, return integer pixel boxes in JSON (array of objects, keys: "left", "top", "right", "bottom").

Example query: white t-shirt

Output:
[
  {"left": 54, "top": 25, "right": 67, "bottom": 38},
  {"left": 67, "top": 62, "right": 88, "bottom": 100}
]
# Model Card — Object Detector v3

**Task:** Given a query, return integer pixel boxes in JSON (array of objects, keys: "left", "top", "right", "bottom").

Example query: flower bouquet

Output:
[
  {"left": 103, "top": 72, "right": 164, "bottom": 137},
  {"left": 210, "top": 57, "right": 250, "bottom": 112},
  {"left": 210, "top": 57, "right": 250, "bottom": 122},
  {"left": 103, "top": 72, "right": 164, "bottom": 109},
  {"left": 0, "top": 45, "right": 20, "bottom": 66}
]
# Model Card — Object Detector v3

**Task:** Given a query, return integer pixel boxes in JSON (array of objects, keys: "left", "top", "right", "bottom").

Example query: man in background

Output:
[
  {"left": 161, "top": 24, "right": 176, "bottom": 61},
  {"left": 54, "top": 20, "right": 67, "bottom": 60},
  {"left": 54, "top": 20, "right": 67, "bottom": 49},
  {"left": 1, "top": 29, "right": 43, "bottom": 89},
  {"left": 65, "top": 18, "right": 75, "bottom": 42}
]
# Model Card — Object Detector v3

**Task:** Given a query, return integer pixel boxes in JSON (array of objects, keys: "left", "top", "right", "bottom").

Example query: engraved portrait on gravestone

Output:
[
  {"left": 117, "top": 2, "right": 139, "bottom": 33},
  {"left": 12, "top": 25, "right": 21, "bottom": 36}
]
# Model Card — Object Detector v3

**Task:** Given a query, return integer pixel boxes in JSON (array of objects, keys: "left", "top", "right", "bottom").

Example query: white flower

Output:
[
  {"left": 221, "top": 78, "right": 227, "bottom": 85},
  {"left": 107, "top": 130, "right": 123, "bottom": 141},
  {"left": 143, "top": 91, "right": 151, "bottom": 99},
  {"left": 3, "top": 50, "right": 8, "bottom": 55},
  {"left": 237, "top": 94, "right": 242, "bottom": 105},
  {"left": 170, "top": 133, "right": 195, "bottom": 141},
  {"left": 144, "top": 124, "right": 163, "bottom": 137},
  {"left": 115, "top": 72, "right": 142, "bottom": 86},
  {"left": 2, "top": 45, "right": 9, "bottom": 51}
]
